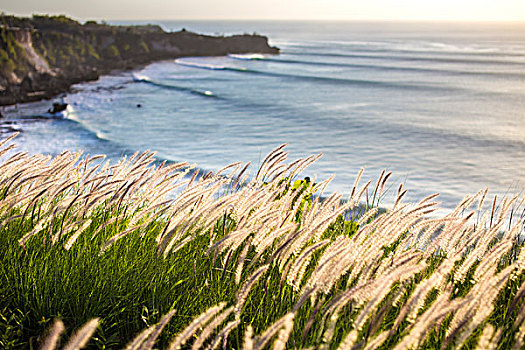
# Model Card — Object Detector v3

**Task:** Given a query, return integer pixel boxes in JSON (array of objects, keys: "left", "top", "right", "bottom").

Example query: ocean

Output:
[{"left": 2, "top": 21, "right": 524, "bottom": 211}]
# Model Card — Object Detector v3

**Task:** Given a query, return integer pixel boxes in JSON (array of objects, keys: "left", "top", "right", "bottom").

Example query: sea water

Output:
[{"left": 2, "top": 21, "right": 524, "bottom": 210}]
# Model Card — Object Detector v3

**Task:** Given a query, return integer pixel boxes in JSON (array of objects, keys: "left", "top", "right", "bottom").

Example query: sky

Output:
[{"left": 2, "top": 0, "right": 525, "bottom": 22}]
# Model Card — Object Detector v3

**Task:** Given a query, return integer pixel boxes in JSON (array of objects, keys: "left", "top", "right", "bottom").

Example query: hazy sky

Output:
[{"left": 3, "top": 0, "right": 525, "bottom": 21}]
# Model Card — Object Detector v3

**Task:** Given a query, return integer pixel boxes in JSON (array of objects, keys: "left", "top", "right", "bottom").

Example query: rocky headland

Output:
[{"left": 0, "top": 14, "right": 279, "bottom": 106}]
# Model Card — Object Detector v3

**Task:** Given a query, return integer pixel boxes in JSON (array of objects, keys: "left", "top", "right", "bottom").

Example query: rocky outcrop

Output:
[{"left": 0, "top": 15, "right": 279, "bottom": 105}]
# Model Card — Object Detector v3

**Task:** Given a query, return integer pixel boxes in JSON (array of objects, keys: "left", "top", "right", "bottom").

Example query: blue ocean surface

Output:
[{"left": 2, "top": 21, "right": 524, "bottom": 210}]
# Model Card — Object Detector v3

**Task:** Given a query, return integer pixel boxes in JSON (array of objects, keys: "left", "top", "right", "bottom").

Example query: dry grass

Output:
[{"left": 0, "top": 133, "right": 524, "bottom": 349}]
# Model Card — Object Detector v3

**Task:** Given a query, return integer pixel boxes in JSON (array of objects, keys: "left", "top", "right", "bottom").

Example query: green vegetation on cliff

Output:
[
  {"left": 0, "top": 14, "right": 279, "bottom": 105},
  {"left": 0, "top": 27, "right": 29, "bottom": 77}
]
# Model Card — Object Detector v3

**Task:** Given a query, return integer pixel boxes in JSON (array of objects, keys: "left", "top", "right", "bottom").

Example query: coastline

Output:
[{"left": 0, "top": 14, "right": 279, "bottom": 106}]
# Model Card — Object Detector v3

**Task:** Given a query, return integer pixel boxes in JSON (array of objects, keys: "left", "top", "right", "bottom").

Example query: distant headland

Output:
[{"left": 0, "top": 14, "right": 279, "bottom": 106}]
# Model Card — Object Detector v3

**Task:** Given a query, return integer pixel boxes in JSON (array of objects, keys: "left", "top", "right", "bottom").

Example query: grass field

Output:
[{"left": 0, "top": 133, "right": 524, "bottom": 349}]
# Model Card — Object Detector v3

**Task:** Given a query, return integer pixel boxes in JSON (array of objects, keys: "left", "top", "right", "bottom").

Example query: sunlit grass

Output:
[{"left": 0, "top": 133, "right": 524, "bottom": 349}]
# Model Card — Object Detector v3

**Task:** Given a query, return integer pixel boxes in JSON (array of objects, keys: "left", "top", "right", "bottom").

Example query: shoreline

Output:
[{"left": 0, "top": 14, "right": 279, "bottom": 106}]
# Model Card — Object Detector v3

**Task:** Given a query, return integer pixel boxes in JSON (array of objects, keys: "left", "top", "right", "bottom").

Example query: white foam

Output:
[
  {"left": 175, "top": 59, "right": 226, "bottom": 70},
  {"left": 227, "top": 53, "right": 265, "bottom": 61},
  {"left": 132, "top": 73, "right": 149, "bottom": 82}
]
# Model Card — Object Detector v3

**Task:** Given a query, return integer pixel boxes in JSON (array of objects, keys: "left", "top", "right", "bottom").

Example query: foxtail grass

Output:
[{"left": 0, "top": 134, "right": 524, "bottom": 349}]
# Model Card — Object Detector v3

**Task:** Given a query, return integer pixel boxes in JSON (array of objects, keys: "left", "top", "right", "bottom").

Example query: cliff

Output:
[{"left": 0, "top": 15, "right": 279, "bottom": 105}]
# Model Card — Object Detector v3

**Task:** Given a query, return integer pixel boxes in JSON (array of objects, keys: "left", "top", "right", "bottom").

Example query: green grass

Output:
[
  {"left": 0, "top": 142, "right": 524, "bottom": 349},
  {"left": 0, "top": 203, "right": 358, "bottom": 348},
  {"left": 2, "top": 207, "right": 523, "bottom": 349},
  {"left": 1, "top": 209, "right": 228, "bottom": 347}
]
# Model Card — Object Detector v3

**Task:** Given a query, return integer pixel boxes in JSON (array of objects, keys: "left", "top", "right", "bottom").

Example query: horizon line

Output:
[{"left": 3, "top": 12, "right": 525, "bottom": 24}]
